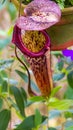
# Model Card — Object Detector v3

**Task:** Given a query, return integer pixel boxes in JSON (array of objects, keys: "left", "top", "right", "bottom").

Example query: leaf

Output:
[
  {"left": 55, "top": 60, "right": 64, "bottom": 71},
  {"left": 51, "top": 51, "right": 62, "bottom": 57},
  {"left": 65, "top": 126, "right": 73, "bottom": 130},
  {"left": 50, "top": 86, "right": 61, "bottom": 97},
  {"left": 53, "top": 73, "right": 65, "bottom": 81},
  {"left": 0, "top": 98, "right": 3, "bottom": 109},
  {"left": 35, "top": 109, "right": 42, "bottom": 127},
  {"left": 15, "top": 114, "right": 47, "bottom": 130},
  {"left": 0, "top": 75, "right": 3, "bottom": 85},
  {"left": 49, "top": 98, "right": 73, "bottom": 110},
  {"left": 69, "top": 0, "right": 73, "bottom": 5},
  {"left": 29, "top": 96, "right": 45, "bottom": 102},
  {"left": 2, "top": 80, "right": 8, "bottom": 92},
  {"left": 0, "top": 59, "right": 14, "bottom": 71},
  {"left": 7, "top": 3, "right": 17, "bottom": 20},
  {"left": 0, "top": 70, "right": 8, "bottom": 78},
  {"left": 20, "top": 87, "right": 27, "bottom": 102},
  {"left": 1, "top": 92, "right": 8, "bottom": 98},
  {"left": 0, "top": 109, "right": 11, "bottom": 130},
  {"left": 7, "top": 26, "right": 13, "bottom": 36},
  {"left": 7, "top": 97, "right": 19, "bottom": 111},
  {"left": 15, "top": 70, "right": 40, "bottom": 93},
  {"left": 64, "top": 111, "right": 73, "bottom": 119},
  {"left": 64, "top": 86, "right": 73, "bottom": 99},
  {"left": 48, "top": 127, "right": 57, "bottom": 130},
  {"left": 67, "top": 71, "right": 73, "bottom": 89},
  {"left": 11, "top": 86, "right": 25, "bottom": 116},
  {"left": 15, "top": 115, "right": 35, "bottom": 130},
  {"left": 0, "top": 0, "right": 6, "bottom": 4},
  {"left": 21, "top": 0, "right": 33, "bottom": 5},
  {"left": 24, "top": 100, "right": 34, "bottom": 107},
  {"left": 66, "top": 63, "right": 73, "bottom": 70}
]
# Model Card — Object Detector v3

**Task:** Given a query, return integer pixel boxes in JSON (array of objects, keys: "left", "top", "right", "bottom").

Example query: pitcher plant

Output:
[{"left": 12, "top": 0, "right": 61, "bottom": 96}]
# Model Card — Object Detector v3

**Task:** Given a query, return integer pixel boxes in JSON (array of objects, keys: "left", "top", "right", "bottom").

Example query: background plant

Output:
[{"left": 0, "top": 0, "right": 73, "bottom": 130}]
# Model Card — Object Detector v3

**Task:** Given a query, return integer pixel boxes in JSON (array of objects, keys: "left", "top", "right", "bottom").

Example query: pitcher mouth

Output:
[{"left": 12, "top": 25, "right": 50, "bottom": 58}]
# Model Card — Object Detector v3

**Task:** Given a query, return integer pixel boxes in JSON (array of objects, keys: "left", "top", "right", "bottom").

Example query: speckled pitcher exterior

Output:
[{"left": 12, "top": 0, "right": 73, "bottom": 97}]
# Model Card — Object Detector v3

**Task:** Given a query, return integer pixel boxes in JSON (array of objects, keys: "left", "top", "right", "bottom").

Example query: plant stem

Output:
[{"left": 19, "top": 0, "right": 22, "bottom": 16}]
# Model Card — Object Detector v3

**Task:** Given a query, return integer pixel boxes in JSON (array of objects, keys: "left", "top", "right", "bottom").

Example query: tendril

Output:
[{"left": 15, "top": 46, "right": 36, "bottom": 96}]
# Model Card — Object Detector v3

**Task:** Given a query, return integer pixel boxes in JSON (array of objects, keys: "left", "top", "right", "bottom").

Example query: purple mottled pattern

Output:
[
  {"left": 62, "top": 49, "right": 73, "bottom": 60},
  {"left": 16, "top": 0, "right": 61, "bottom": 30}
]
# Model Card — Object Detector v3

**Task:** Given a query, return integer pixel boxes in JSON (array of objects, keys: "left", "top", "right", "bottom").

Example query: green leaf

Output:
[
  {"left": 20, "top": 87, "right": 27, "bottom": 102},
  {"left": 2, "top": 80, "right": 8, "bottom": 92},
  {"left": 15, "top": 70, "right": 40, "bottom": 93},
  {"left": 64, "top": 86, "right": 73, "bottom": 99},
  {"left": 7, "top": 3, "right": 17, "bottom": 20},
  {"left": 1, "top": 92, "right": 8, "bottom": 98},
  {"left": 7, "top": 97, "right": 19, "bottom": 111},
  {"left": 66, "top": 63, "right": 73, "bottom": 70},
  {"left": 0, "top": 59, "right": 14, "bottom": 71},
  {"left": 49, "top": 98, "right": 73, "bottom": 110},
  {"left": 0, "top": 70, "right": 8, "bottom": 78},
  {"left": 15, "top": 115, "right": 35, "bottom": 130},
  {"left": 64, "top": 111, "right": 73, "bottom": 119},
  {"left": 11, "top": 86, "right": 25, "bottom": 116},
  {"left": 29, "top": 96, "right": 45, "bottom": 102},
  {"left": 53, "top": 73, "right": 65, "bottom": 81},
  {"left": 7, "top": 26, "right": 13, "bottom": 36},
  {"left": 67, "top": 71, "right": 73, "bottom": 89},
  {"left": 35, "top": 109, "right": 42, "bottom": 127},
  {"left": 0, "top": 75, "right": 3, "bottom": 85},
  {"left": 0, "top": 109, "right": 11, "bottom": 130},
  {"left": 15, "top": 114, "right": 47, "bottom": 130},
  {"left": 50, "top": 86, "right": 61, "bottom": 97},
  {"left": 1, "top": 0, "right": 6, "bottom": 4},
  {"left": 21, "top": 0, "right": 33, "bottom": 5},
  {"left": 55, "top": 60, "right": 64, "bottom": 71},
  {"left": 65, "top": 126, "right": 73, "bottom": 130},
  {"left": 69, "top": 0, "right": 73, "bottom": 5},
  {"left": 0, "top": 98, "right": 3, "bottom": 109},
  {"left": 48, "top": 127, "right": 57, "bottom": 130}
]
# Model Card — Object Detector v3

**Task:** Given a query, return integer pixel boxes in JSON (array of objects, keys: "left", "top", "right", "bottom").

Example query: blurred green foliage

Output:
[
  {"left": 0, "top": 0, "right": 73, "bottom": 130},
  {"left": 53, "top": 0, "right": 73, "bottom": 8}
]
